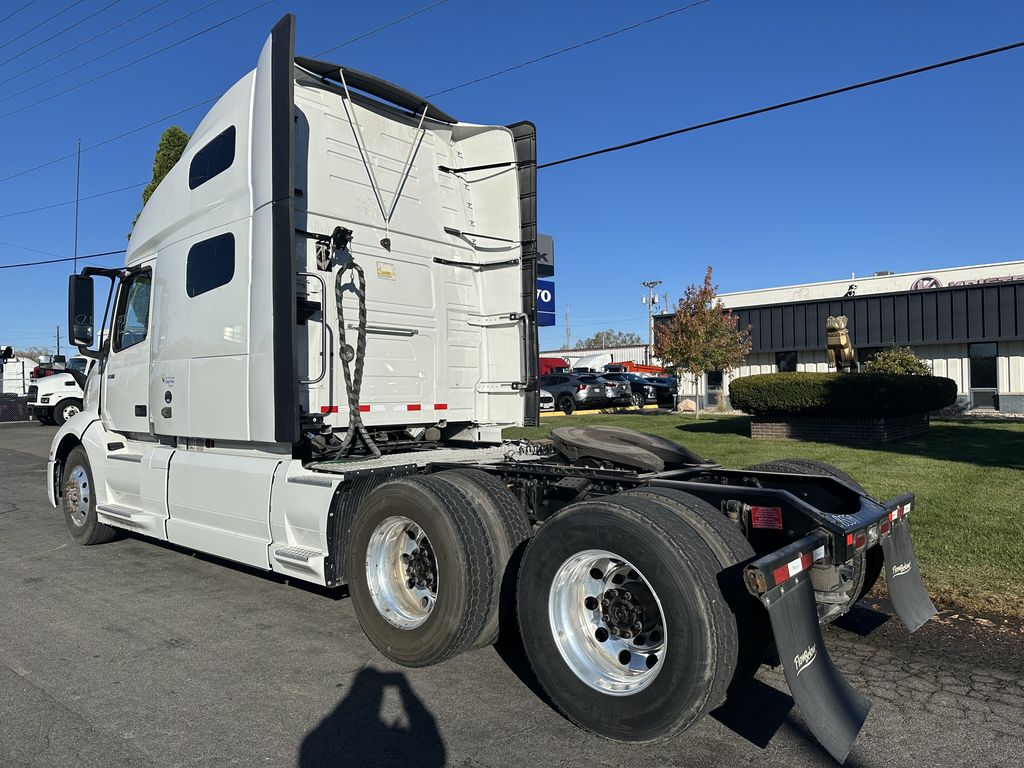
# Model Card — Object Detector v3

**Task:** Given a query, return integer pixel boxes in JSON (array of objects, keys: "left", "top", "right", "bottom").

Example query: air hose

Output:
[{"left": 332, "top": 226, "right": 381, "bottom": 458}]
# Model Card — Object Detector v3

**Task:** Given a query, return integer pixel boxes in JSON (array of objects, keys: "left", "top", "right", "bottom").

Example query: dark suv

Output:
[
  {"left": 538, "top": 373, "right": 630, "bottom": 414},
  {"left": 601, "top": 372, "right": 677, "bottom": 409}
]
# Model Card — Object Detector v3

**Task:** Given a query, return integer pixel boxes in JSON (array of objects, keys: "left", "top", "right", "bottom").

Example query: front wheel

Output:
[
  {"left": 558, "top": 396, "right": 576, "bottom": 415},
  {"left": 62, "top": 446, "right": 116, "bottom": 545},
  {"left": 517, "top": 495, "right": 736, "bottom": 742},
  {"left": 52, "top": 398, "right": 82, "bottom": 426},
  {"left": 630, "top": 392, "right": 645, "bottom": 409}
]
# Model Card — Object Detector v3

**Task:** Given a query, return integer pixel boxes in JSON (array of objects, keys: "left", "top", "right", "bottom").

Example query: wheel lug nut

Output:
[
  {"left": 633, "top": 621, "right": 643, "bottom": 631},
  {"left": 621, "top": 630, "right": 632, "bottom": 639},
  {"left": 601, "top": 599, "right": 609, "bottom": 608},
  {"left": 605, "top": 589, "right": 618, "bottom": 599},
  {"left": 601, "top": 613, "right": 609, "bottom": 622},
  {"left": 584, "top": 596, "right": 598, "bottom": 610},
  {"left": 621, "top": 591, "right": 632, "bottom": 601}
]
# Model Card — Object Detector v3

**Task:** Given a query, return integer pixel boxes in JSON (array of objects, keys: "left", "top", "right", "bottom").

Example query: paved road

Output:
[{"left": 1, "top": 421, "right": 1022, "bottom": 767}]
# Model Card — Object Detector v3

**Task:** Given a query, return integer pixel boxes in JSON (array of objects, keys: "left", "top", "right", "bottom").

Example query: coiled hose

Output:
[{"left": 333, "top": 234, "right": 381, "bottom": 458}]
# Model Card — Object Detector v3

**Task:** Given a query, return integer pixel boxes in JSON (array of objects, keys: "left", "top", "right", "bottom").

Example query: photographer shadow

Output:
[{"left": 299, "top": 666, "right": 446, "bottom": 768}]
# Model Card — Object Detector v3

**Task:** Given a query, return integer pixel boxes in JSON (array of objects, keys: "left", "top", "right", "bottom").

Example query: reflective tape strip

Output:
[
  {"left": 773, "top": 552, "right": 815, "bottom": 587},
  {"left": 434, "top": 403, "right": 448, "bottom": 410},
  {"left": 812, "top": 545, "right": 826, "bottom": 562},
  {"left": 407, "top": 404, "right": 422, "bottom": 411},
  {"left": 320, "top": 406, "right": 339, "bottom": 414}
]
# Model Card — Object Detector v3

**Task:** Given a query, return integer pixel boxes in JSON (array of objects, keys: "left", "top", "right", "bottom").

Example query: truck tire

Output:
[
  {"left": 62, "top": 446, "right": 117, "bottom": 545},
  {"left": 432, "top": 469, "right": 532, "bottom": 647},
  {"left": 517, "top": 494, "right": 736, "bottom": 743},
  {"left": 558, "top": 395, "right": 575, "bottom": 415},
  {"left": 744, "top": 458, "right": 883, "bottom": 608},
  {"left": 52, "top": 398, "right": 82, "bottom": 426},
  {"left": 346, "top": 475, "right": 495, "bottom": 668},
  {"left": 618, "top": 487, "right": 765, "bottom": 696}
]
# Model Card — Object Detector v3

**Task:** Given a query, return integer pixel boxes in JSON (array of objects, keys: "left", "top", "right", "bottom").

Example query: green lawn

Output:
[{"left": 506, "top": 412, "right": 1024, "bottom": 617}]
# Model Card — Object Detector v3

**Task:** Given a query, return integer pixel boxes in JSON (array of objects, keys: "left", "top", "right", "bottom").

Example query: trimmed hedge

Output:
[{"left": 729, "top": 372, "right": 957, "bottom": 417}]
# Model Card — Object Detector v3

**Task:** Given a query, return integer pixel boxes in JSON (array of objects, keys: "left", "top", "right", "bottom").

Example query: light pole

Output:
[{"left": 641, "top": 280, "right": 662, "bottom": 362}]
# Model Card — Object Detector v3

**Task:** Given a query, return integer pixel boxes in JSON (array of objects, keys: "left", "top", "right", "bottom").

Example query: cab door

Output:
[{"left": 102, "top": 264, "right": 154, "bottom": 435}]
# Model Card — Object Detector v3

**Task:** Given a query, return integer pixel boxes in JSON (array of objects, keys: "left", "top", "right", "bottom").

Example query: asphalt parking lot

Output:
[{"left": 2, "top": 421, "right": 1023, "bottom": 767}]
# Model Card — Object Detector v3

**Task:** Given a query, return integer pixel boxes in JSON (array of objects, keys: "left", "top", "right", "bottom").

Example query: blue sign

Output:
[{"left": 537, "top": 280, "right": 555, "bottom": 327}]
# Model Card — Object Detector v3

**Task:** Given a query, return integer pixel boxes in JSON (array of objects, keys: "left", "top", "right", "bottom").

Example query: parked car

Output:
[
  {"left": 537, "top": 373, "right": 630, "bottom": 414},
  {"left": 601, "top": 371, "right": 676, "bottom": 409},
  {"left": 539, "top": 389, "right": 555, "bottom": 411},
  {"left": 644, "top": 376, "right": 679, "bottom": 407}
]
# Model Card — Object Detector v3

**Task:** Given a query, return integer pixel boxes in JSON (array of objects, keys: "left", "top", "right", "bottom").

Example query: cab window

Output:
[{"left": 112, "top": 270, "right": 152, "bottom": 352}]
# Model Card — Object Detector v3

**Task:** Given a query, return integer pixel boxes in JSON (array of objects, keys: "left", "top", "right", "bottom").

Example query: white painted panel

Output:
[{"left": 166, "top": 450, "right": 280, "bottom": 568}]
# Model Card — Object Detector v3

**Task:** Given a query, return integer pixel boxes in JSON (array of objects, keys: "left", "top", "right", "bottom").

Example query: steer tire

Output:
[
  {"left": 432, "top": 469, "right": 532, "bottom": 647},
  {"left": 346, "top": 475, "right": 495, "bottom": 668},
  {"left": 744, "top": 458, "right": 883, "bottom": 608},
  {"left": 517, "top": 494, "right": 736, "bottom": 743},
  {"left": 62, "top": 446, "right": 117, "bottom": 545},
  {"left": 618, "top": 487, "right": 765, "bottom": 697},
  {"left": 52, "top": 398, "right": 82, "bottom": 426}
]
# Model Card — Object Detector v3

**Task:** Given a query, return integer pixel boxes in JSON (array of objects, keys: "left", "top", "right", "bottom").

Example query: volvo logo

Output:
[{"left": 911, "top": 276, "right": 942, "bottom": 290}]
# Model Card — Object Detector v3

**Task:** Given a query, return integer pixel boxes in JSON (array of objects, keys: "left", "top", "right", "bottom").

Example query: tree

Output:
[
  {"left": 863, "top": 346, "right": 931, "bottom": 375},
  {"left": 655, "top": 266, "right": 752, "bottom": 418},
  {"left": 131, "top": 125, "right": 190, "bottom": 231},
  {"left": 12, "top": 345, "right": 51, "bottom": 361},
  {"left": 575, "top": 330, "right": 643, "bottom": 349}
]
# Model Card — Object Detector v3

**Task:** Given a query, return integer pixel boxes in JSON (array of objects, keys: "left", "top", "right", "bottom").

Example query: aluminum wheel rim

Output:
[
  {"left": 62, "top": 403, "right": 80, "bottom": 421},
  {"left": 549, "top": 549, "right": 667, "bottom": 696},
  {"left": 63, "top": 464, "right": 90, "bottom": 527},
  {"left": 365, "top": 516, "right": 437, "bottom": 630}
]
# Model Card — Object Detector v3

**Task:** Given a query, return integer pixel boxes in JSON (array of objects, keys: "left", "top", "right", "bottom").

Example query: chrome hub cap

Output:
[
  {"left": 62, "top": 403, "right": 80, "bottom": 421},
  {"left": 63, "top": 465, "right": 90, "bottom": 527},
  {"left": 365, "top": 516, "right": 437, "bottom": 629},
  {"left": 549, "top": 550, "right": 667, "bottom": 695}
]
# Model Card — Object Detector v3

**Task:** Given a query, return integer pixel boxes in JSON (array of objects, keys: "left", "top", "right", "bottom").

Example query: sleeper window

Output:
[
  {"left": 186, "top": 233, "right": 235, "bottom": 297},
  {"left": 188, "top": 126, "right": 235, "bottom": 189}
]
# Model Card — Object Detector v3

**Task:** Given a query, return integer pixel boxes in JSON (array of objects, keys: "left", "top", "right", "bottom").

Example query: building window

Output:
[
  {"left": 188, "top": 126, "right": 236, "bottom": 189},
  {"left": 186, "top": 233, "right": 235, "bottom": 297},
  {"left": 775, "top": 351, "right": 797, "bottom": 372},
  {"left": 113, "top": 269, "right": 152, "bottom": 352}
]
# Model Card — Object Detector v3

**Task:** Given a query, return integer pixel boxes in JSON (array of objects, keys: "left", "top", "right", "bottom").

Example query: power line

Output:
[
  {"left": 314, "top": 0, "right": 450, "bottom": 58},
  {"left": 0, "top": 0, "right": 125, "bottom": 70},
  {"left": 0, "top": 249, "right": 126, "bottom": 270},
  {"left": 0, "top": 182, "right": 145, "bottom": 220},
  {"left": 427, "top": 0, "right": 712, "bottom": 97},
  {"left": 0, "top": 1, "right": 39, "bottom": 28},
  {"left": 2, "top": 0, "right": 175, "bottom": 87},
  {"left": 0, "top": 0, "right": 274, "bottom": 120},
  {"left": 539, "top": 38, "right": 1024, "bottom": 169},
  {"left": 0, "top": 1, "right": 446, "bottom": 192},
  {"left": 0, "top": 0, "right": 84, "bottom": 53},
  {"left": 0, "top": 239, "right": 61, "bottom": 257}
]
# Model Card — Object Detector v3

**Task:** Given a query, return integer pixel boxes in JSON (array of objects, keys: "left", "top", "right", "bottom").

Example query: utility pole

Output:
[
  {"left": 55, "top": 324, "right": 61, "bottom": 358},
  {"left": 641, "top": 280, "right": 662, "bottom": 361},
  {"left": 564, "top": 304, "right": 571, "bottom": 350},
  {"left": 73, "top": 139, "right": 81, "bottom": 274}
]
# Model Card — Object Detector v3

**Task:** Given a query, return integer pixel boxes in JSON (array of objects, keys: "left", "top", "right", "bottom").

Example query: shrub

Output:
[
  {"left": 863, "top": 346, "right": 931, "bottom": 375},
  {"left": 729, "top": 372, "right": 957, "bottom": 417}
]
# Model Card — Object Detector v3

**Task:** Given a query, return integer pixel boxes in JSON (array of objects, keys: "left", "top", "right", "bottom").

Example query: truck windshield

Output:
[{"left": 67, "top": 358, "right": 88, "bottom": 374}]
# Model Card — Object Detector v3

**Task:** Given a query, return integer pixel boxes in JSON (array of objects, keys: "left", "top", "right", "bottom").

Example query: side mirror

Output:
[{"left": 68, "top": 274, "right": 95, "bottom": 348}]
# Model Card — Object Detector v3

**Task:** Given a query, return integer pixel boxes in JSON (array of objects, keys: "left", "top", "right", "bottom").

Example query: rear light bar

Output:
[{"left": 744, "top": 530, "right": 830, "bottom": 595}]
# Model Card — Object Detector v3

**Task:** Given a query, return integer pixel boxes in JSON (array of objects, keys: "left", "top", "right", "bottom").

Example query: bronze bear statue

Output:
[{"left": 825, "top": 315, "right": 857, "bottom": 372}]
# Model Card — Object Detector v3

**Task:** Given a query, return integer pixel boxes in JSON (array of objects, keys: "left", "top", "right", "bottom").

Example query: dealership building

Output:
[{"left": 684, "top": 260, "right": 1024, "bottom": 413}]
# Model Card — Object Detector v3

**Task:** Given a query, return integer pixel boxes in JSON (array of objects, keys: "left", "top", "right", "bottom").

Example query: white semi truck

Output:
[
  {"left": 28, "top": 355, "right": 93, "bottom": 424},
  {"left": 49, "top": 15, "right": 935, "bottom": 763}
]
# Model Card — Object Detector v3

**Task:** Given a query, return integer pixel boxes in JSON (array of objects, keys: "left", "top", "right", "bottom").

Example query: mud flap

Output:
[
  {"left": 762, "top": 571, "right": 871, "bottom": 763},
  {"left": 881, "top": 519, "right": 936, "bottom": 632}
]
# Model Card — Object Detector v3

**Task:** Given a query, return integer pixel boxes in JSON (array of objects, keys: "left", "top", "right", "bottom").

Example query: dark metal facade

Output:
[{"left": 720, "top": 281, "right": 1024, "bottom": 353}]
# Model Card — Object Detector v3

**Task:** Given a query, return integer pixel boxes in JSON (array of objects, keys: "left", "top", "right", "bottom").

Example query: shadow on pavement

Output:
[
  {"left": 711, "top": 678, "right": 793, "bottom": 749},
  {"left": 299, "top": 666, "right": 446, "bottom": 768},
  {"left": 831, "top": 602, "right": 891, "bottom": 636}
]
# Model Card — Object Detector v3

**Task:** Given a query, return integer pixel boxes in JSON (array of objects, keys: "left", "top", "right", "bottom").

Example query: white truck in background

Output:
[
  {"left": 28, "top": 355, "right": 93, "bottom": 424},
  {"left": 48, "top": 15, "right": 936, "bottom": 763}
]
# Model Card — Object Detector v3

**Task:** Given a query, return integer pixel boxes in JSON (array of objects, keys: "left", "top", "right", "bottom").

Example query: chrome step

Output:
[
  {"left": 96, "top": 503, "right": 138, "bottom": 520},
  {"left": 273, "top": 546, "right": 323, "bottom": 566}
]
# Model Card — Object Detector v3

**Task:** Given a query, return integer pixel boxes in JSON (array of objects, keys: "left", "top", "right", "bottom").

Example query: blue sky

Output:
[{"left": 0, "top": 0, "right": 1022, "bottom": 354}]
